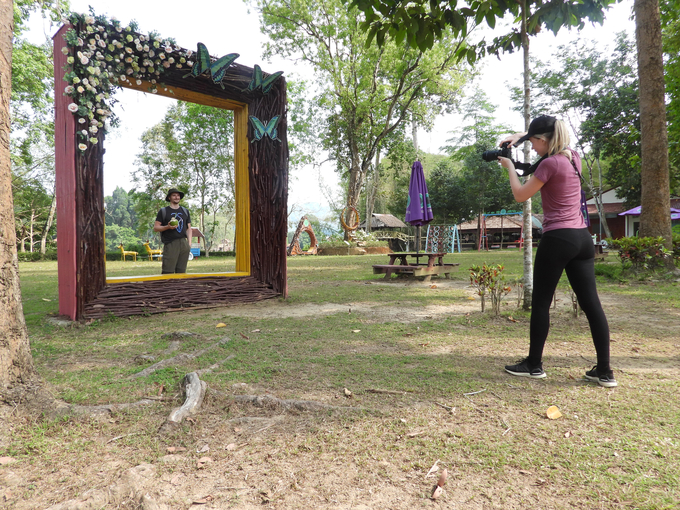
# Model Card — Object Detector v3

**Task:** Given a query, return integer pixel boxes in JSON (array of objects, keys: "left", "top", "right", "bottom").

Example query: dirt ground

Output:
[{"left": 1, "top": 279, "right": 679, "bottom": 509}]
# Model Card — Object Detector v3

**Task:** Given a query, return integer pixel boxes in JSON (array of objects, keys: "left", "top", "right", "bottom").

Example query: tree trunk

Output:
[
  {"left": 521, "top": 3, "right": 533, "bottom": 311},
  {"left": 40, "top": 194, "right": 57, "bottom": 255},
  {"left": 29, "top": 209, "right": 36, "bottom": 252},
  {"left": 0, "top": 0, "right": 39, "bottom": 396},
  {"left": 634, "top": 0, "right": 672, "bottom": 248},
  {"left": 365, "top": 150, "right": 381, "bottom": 233}
]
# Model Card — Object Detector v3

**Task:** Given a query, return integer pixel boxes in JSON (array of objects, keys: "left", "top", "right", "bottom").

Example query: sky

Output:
[{"left": 28, "top": 0, "right": 636, "bottom": 221}]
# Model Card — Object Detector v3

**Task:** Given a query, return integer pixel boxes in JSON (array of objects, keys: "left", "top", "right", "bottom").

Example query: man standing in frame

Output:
[{"left": 154, "top": 188, "right": 192, "bottom": 274}]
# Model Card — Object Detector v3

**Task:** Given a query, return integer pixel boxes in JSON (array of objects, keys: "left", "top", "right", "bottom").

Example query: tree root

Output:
[
  {"left": 131, "top": 337, "right": 230, "bottom": 379},
  {"left": 228, "top": 393, "right": 364, "bottom": 413},
  {"left": 158, "top": 372, "right": 206, "bottom": 435}
]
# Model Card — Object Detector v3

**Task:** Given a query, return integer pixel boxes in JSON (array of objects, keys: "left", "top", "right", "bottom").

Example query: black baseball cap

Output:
[
  {"left": 165, "top": 188, "right": 185, "bottom": 201},
  {"left": 515, "top": 115, "right": 557, "bottom": 145}
]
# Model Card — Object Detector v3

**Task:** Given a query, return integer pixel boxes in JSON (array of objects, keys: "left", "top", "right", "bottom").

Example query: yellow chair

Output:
[
  {"left": 118, "top": 244, "right": 138, "bottom": 262},
  {"left": 143, "top": 242, "right": 163, "bottom": 261}
]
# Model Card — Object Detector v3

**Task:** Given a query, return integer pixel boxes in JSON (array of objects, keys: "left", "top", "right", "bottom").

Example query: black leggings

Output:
[{"left": 528, "top": 228, "right": 611, "bottom": 371}]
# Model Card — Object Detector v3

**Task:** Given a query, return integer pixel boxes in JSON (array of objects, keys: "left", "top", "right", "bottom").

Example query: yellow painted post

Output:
[{"left": 234, "top": 104, "right": 250, "bottom": 274}]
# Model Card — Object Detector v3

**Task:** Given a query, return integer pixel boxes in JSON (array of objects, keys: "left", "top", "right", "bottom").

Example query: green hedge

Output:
[{"left": 17, "top": 250, "right": 58, "bottom": 262}]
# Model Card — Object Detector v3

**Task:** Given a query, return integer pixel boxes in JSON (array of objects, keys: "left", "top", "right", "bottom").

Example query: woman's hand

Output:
[
  {"left": 500, "top": 132, "right": 526, "bottom": 147},
  {"left": 498, "top": 156, "right": 515, "bottom": 171}
]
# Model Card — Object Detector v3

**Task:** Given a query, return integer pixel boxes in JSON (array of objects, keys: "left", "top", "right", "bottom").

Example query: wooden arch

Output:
[
  {"left": 287, "top": 216, "right": 318, "bottom": 256},
  {"left": 53, "top": 16, "right": 288, "bottom": 320}
]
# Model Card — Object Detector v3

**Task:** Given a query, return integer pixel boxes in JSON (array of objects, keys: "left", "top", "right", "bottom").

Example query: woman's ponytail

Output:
[{"left": 549, "top": 120, "right": 572, "bottom": 160}]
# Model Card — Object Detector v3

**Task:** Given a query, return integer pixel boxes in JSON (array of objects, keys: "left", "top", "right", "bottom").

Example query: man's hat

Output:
[
  {"left": 515, "top": 115, "right": 557, "bottom": 145},
  {"left": 165, "top": 188, "right": 185, "bottom": 202}
]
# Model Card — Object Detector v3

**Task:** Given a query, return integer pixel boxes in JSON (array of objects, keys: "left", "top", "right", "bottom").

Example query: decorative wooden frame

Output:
[{"left": 53, "top": 22, "right": 288, "bottom": 320}]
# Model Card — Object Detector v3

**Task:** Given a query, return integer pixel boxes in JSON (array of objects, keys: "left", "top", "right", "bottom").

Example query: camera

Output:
[{"left": 481, "top": 141, "right": 513, "bottom": 162}]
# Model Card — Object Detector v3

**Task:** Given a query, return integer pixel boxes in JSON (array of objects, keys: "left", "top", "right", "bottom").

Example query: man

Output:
[{"left": 154, "top": 188, "right": 192, "bottom": 274}]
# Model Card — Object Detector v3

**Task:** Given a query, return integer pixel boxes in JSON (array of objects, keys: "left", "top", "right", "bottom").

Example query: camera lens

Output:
[{"left": 481, "top": 149, "right": 501, "bottom": 162}]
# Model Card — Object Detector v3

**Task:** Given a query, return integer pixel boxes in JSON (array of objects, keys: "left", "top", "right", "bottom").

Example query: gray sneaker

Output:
[
  {"left": 584, "top": 366, "right": 618, "bottom": 388},
  {"left": 505, "top": 357, "right": 546, "bottom": 379}
]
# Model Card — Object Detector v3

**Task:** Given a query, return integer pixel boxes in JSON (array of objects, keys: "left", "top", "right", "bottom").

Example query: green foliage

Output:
[
  {"left": 350, "top": 0, "right": 616, "bottom": 56},
  {"left": 610, "top": 236, "right": 673, "bottom": 272},
  {"left": 16, "top": 250, "right": 58, "bottom": 262},
  {"left": 662, "top": 0, "right": 680, "bottom": 189},
  {"left": 105, "top": 187, "right": 137, "bottom": 228},
  {"left": 250, "top": 0, "right": 471, "bottom": 210},
  {"left": 428, "top": 90, "right": 517, "bottom": 223},
  {"left": 528, "top": 34, "right": 644, "bottom": 207},
  {"left": 12, "top": 174, "right": 55, "bottom": 252},
  {"left": 104, "top": 224, "right": 143, "bottom": 252},
  {"left": 469, "top": 263, "right": 512, "bottom": 315}
]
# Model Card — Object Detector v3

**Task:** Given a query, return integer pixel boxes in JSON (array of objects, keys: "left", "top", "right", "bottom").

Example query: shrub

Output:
[
  {"left": 610, "top": 236, "right": 672, "bottom": 272},
  {"left": 469, "top": 263, "right": 512, "bottom": 315},
  {"left": 16, "top": 250, "right": 58, "bottom": 262}
]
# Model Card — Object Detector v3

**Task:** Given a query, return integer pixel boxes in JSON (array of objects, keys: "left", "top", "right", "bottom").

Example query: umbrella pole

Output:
[{"left": 416, "top": 225, "right": 421, "bottom": 253}]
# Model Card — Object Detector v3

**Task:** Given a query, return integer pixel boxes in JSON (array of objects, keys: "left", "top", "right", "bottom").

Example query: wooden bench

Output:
[{"left": 372, "top": 263, "right": 459, "bottom": 281}]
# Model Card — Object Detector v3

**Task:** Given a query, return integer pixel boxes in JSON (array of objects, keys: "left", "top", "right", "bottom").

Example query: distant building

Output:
[
  {"left": 358, "top": 213, "right": 408, "bottom": 230},
  {"left": 457, "top": 214, "right": 542, "bottom": 249}
]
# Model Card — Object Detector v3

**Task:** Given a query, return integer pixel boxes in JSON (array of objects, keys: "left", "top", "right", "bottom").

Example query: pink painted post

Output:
[{"left": 53, "top": 26, "right": 78, "bottom": 320}]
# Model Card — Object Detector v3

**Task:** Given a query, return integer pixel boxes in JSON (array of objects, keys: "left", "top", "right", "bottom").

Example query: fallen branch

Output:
[
  {"left": 463, "top": 389, "right": 487, "bottom": 396},
  {"left": 131, "top": 337, "right": 230, "bottom": 379}
]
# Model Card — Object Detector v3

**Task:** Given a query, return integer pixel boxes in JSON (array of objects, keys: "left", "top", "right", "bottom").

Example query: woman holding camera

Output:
[{"left": 497, "top": 115, "right": 616, "bottom": 388}]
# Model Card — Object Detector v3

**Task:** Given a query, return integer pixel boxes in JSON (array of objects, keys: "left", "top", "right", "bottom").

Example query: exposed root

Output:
[
  {"left": 229, "top": 393, "right": 364, "bottom": 413},
  {"left": 158, "top": 372, "right": 206, "bottom": 435},
  {"left": 131, "top": 337, "right": 230, "bottom": 379}
]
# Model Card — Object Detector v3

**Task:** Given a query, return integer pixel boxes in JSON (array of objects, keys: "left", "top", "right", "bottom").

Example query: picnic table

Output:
[{"left": 372, "top": 252, "right": 459, "bottom": 281}]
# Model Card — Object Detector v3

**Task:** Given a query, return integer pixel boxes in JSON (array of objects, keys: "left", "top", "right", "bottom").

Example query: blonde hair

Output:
[{"left": 534, "top": 120, "right": 572, "bottom": 161}]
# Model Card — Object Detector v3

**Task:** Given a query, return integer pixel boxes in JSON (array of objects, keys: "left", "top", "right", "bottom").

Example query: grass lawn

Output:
[{"left": 5, "top": 251, "right": 680, "bottom": 509}]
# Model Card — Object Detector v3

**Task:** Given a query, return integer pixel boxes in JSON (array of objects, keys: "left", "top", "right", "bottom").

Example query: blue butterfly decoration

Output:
[
  {"left": 249, "top": 115, "right": 281, "bottom": 143},
  {"left": 184, "top": 42, "right": 239, "bottom": 89},
  {"left": 245, "top": 65, "right": 283, "bottom": 94}
]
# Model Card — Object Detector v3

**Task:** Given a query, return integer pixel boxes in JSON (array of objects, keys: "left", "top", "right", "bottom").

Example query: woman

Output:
[{"left": 497, "top": 115, "right": 616, "bottom": 388}]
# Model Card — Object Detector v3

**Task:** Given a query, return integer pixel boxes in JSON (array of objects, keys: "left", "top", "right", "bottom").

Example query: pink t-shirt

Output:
[{"left": 532, "top": 150, "right": 585, "bottom": 232}]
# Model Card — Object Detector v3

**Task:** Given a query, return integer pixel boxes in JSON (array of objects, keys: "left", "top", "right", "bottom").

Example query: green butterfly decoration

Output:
[
  {"left": 184, "top": 42, "right": 239, "bottom": 89},
  {"left": 245, "top": 65, "right": 283, "bottom": 94},
  {"left": 249, "top": 115, "right": 281, "bottom": 143}
]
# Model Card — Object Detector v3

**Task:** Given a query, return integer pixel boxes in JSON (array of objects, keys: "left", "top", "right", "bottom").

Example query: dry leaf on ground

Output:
[{"left": 546, "top": 406, "right": 563, "bottom": 420}]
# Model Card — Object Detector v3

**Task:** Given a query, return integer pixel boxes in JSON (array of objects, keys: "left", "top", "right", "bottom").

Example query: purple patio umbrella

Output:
[
  {"left": 405, "top": 161, "right": 433, "bottom": 252},
  {"left": 618, "top": 205, "right": 680, "bottom": 216}
]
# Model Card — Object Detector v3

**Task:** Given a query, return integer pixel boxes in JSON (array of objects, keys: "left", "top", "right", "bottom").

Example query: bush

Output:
[
  {"left": 17, "top": 249, "right": 58, "bottom": 262},
  {"left": 200, "top": 250, "right": 235, "bottom": 257},
  {"left": 469, "top": 263, "right": 512, "bottom": 315},
  {"left": 610, "top": 236, "right": 672, "bottom": 272}
]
